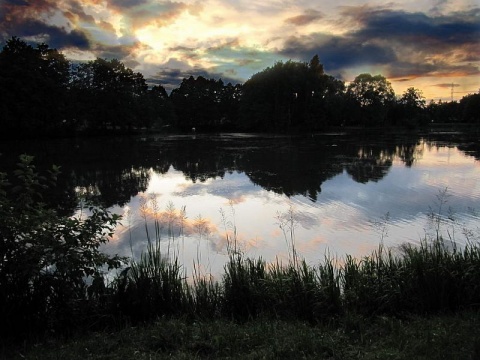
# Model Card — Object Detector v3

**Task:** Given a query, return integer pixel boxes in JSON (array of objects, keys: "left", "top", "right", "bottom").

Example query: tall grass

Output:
[
  {"left": 113, "top": 225, "right": 480, "bottom": 325},
  {"left": 115, "top": 240, "right": 186, "bottom": 322},
  {"left": 106, "top": 192, "right": 480, "bottom": 326},
  {"left": 399, "top": 238, "right": 480, "bottom": 313}
]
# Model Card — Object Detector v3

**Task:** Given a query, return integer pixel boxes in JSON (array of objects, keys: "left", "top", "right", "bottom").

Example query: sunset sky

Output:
[{"left": 1, "top": 0, "right": 479, "bottom": 100}]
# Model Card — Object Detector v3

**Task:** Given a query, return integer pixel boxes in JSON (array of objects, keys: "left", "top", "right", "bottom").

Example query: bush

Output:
[{"left": 0, "top": 155, "right": 125, "bottom": 342}]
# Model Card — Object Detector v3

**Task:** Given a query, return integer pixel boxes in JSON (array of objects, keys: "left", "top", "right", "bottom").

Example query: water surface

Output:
[{"left": 1, "top": 132, "right": 479, "bottom": 278}]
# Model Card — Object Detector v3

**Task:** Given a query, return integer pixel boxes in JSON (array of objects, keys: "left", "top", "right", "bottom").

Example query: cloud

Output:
[
  {"left": 385, "top": 61, "right": 479, "bottom": 80},
  {"left": 64, "top": 1, "right": 97, "bottom": 24},
  {"left": 148, "top": 61, "right": 243, "bottom": 92},
  {"left": 1, "top": 0, "right": 58, "bottom": 15},
  {"left": 429, "top": 0, "right": 448, "bottom": 15},
  {"left": 0, "top": 0, "right": 478, "bottom": 95},
  {"left": 279, "top": 6, "right": 480, "bottom": 81},
  {"left": 343, "top": 7, "right": 480, "bottom": 69},
  {"left": 0, "top": 18, "right": 90, "bottom": 49},
  {"left": 280, "top": 33, "right": 397, "bottom": 77},
  {"left": 434, "top": 83, "right": 461, "bottom": 88},
  {"left": 0, "top": 0, "right": 189, "bottom": 60},
  {"left": 0, "top": 0, "right": 93, "bottom": 49},
  {"left": 285, "top": 9, "right": 324, "bottom": 26},
  {"left": 349, "top": 8, "right": 480, "bottom": 46},
  {"left": 106, "top": 0, "right": 193, "bottom": 31},
  {"left": 109, "top": 0, "right": 148, "bottom": 9},
  {"left": 92, "top": 42, "right": 139, "bottom": 59}
]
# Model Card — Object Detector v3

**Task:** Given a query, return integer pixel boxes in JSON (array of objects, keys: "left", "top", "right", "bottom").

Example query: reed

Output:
[
  {"left": 398, "top": 237, "right": 480, "bottom": 313},
  {"left": 222, "top": 254, "right": 267, "bottom": 320},
  {"left": 115, "top": 239, "right": 187, "bottom": 322},
  {"left": 113, "top": 205, "right": 480, "bottom": 325},
  {"left": 188, "top": 274, "right": 222, "bottom": 318}
]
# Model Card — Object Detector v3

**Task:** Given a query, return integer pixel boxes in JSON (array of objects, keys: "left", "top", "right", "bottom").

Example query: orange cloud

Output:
[
  {"left": 297, "top": 235, "right": 329, "bottom": 253},
  {"left": 285, "top": 9, "right": 324, "bottom": 26}
]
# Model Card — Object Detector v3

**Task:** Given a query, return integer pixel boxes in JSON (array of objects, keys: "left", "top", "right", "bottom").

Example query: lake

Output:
[{"left": 1, "top": 131, "right": 479, "bottom": 279}]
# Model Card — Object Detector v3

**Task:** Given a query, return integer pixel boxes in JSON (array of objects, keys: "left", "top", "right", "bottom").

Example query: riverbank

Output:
[
  {"left": 6, "top": 310, "right": 480, "bottom": 359},
  {"left": 2, "top": 148, "right": 480, "bottom": 359},
  {"left": 4, "top": 236, "right": 480, "bottom": 359}
]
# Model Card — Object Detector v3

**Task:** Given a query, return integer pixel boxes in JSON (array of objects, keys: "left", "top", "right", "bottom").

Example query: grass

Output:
[
  {"left": 87, "top": 191, "right": 480, "bottom": 329},
  {"left": 3, "top": 184, "right": 480, "bottom": 358},
  {"left": 3, "top": 221, "right": 480, "bottom": 355},
  {"left": 110, "top": 235, "right": 480, "bottom": 325},
  {"left": 7, "top": 311, "right": 480, "bottom": 359}
]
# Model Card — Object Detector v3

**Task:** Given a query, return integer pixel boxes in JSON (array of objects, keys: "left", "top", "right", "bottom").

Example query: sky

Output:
[{"left": 1, "top": 0, "right": 479, "bottom": 100}]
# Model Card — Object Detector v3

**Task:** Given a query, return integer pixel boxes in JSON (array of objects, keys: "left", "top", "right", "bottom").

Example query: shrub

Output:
[{"left": 0, "top": 155, "right": 125, "bottom": 342}]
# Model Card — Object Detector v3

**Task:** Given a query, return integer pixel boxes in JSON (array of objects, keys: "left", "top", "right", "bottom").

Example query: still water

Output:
[{"left": 1, "top": 132, "right": 479, "bottom": 278}]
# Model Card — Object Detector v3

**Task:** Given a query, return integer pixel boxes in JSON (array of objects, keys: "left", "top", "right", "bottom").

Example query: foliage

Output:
[
  {"left": 0, "top": 37, "right": 174, "bottom": 137},
  {"left": 1, "top": 36, "right": 479, "bottom": 135},
  {"left": 0, "top": 37, "right": 70, "bottom": 136},
  {"left": 347, "top": 74, "right": 395, "bottom": 107},
  {"left": 239, "top": 55, "right": 345, "bottom": 131},
  {"left": 12, "top": 311, "right": 480, "bottom": 359},
  {"left": 400, "top": 87, "right": 426, "bottom": 109},
  {"left": 0, "top": 155, "right": 125, "bottom": 341},
  {"left": 114, "top": 240, "right": 187, "bottom": 322},
  {"left": 459, "top": 92, "right": 480, "bottom": 123},
  {"left": 347, "top": 73, "right": 396, "bottom": 126},
  {"left": 391, "top": 87, "right": 428, "bottom": 128},
  {"left": 170, "top": 76, "right": 242, "bottom": 131},
  {"left": 69, "top": 58, "right": 171, "bottom": 131},
  {"left": 425, "top": 95, "right": 480, "bottom": 124},
  {"left": 111, "top": 229, "right": 480, "bottom": 326}
]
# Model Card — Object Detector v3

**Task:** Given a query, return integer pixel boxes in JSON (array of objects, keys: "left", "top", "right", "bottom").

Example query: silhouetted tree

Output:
[
  {"left": 136, "top": 85, "right": 175, "bottom": 129},
  {"left": 392, "top": 87, "right": 427, "bottom": 128},
  {"left": 308, "top": 75, "right": 346, "bottom": 128},
  {"left": 459, "top": 92, "right": 480, "bottom": 123},
  {"left": 0, "top": 37, "right": 70, "bottom": 136},
  {"left": 69, "top": 58, "right": 148, "bottom": 131},
  {"left": 170, "top": 76, "right": 229, "bottom": 131},
  {"left": 426, "top": 100, "right": 460, "bottom": 123},
  {"left": 2, "top": 37, "right": 477, "bottom": 137},
  {"left": 218, "top": 82, "right": 243, "bottom": 130},
  {"left": 347, "top": 74, "right": 395, "bottom": 126},
  {"left": 239, "top": 55, "right": 345, "bottom": 131}
]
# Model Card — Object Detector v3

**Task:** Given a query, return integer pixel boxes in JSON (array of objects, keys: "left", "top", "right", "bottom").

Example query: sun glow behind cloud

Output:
[{"left": 0, "top": 0, "right": 478, "bottom": 98}]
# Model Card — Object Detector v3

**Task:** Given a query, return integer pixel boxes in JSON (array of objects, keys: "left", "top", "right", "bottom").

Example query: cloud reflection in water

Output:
[{"left": 105, "top": 142, "right": 480, "bottom": 279}]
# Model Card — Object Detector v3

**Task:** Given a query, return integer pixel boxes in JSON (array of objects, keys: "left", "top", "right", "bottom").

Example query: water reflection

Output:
[
  {"left": 0, "top": 133, "right": 478, "bottom": 278},
  {"left": 107, "top": 140, "right": 479, "bottom": 278}
]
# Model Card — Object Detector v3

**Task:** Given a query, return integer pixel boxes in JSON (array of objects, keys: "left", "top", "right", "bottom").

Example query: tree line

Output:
[{"left": 0, "top": 37, "right": 479, "bottom": 137}]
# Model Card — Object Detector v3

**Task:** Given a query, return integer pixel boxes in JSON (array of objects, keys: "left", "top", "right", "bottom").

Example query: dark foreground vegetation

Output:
[
  {"left": 8, "top": 312, "right": 480, "bottom": 359},
  {"left": 1, "top": 156, "right": 480, "bottom": 358},
  {"left": 1, "top": 37, "right": 479, "bottom": 137}
]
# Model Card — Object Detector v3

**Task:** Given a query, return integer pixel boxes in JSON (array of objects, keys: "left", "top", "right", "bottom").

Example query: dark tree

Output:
[
  {"left": 239, "top": 55, "right": 346, "bottom": 132},
  {"left": 426, "top": 100, "right": 461, "bottom": 123},
  {"left": 69, "top": 58, "right": 148, "bottom": 131},
  {"left": 308, "top": 75, "right": 346, "bottom": 128},
  {"left": 136, "top": 85, "right": 175, "bottom": 129},
  {"left": 217, "top": 82, "right": 243, "bottom": 130},
  {"left": 346, "top": 74, "right": 395, "bottom": 126},
  {"left": 0, "top": 37, "right": 70, "bottom": 136},
  {"left": 170, "top": 76, "right": 230, "bottom": 131},
  {"left": 391, "top": 87, "right": 427, "bottom": 128},
  {"left": 459, "top": 92, "right": 480, "bottom": 123}
]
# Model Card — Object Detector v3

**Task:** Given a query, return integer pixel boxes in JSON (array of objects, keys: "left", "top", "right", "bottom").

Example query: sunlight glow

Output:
[{"left": 2, "top": 0, "right": 477, "bottom": 98}]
